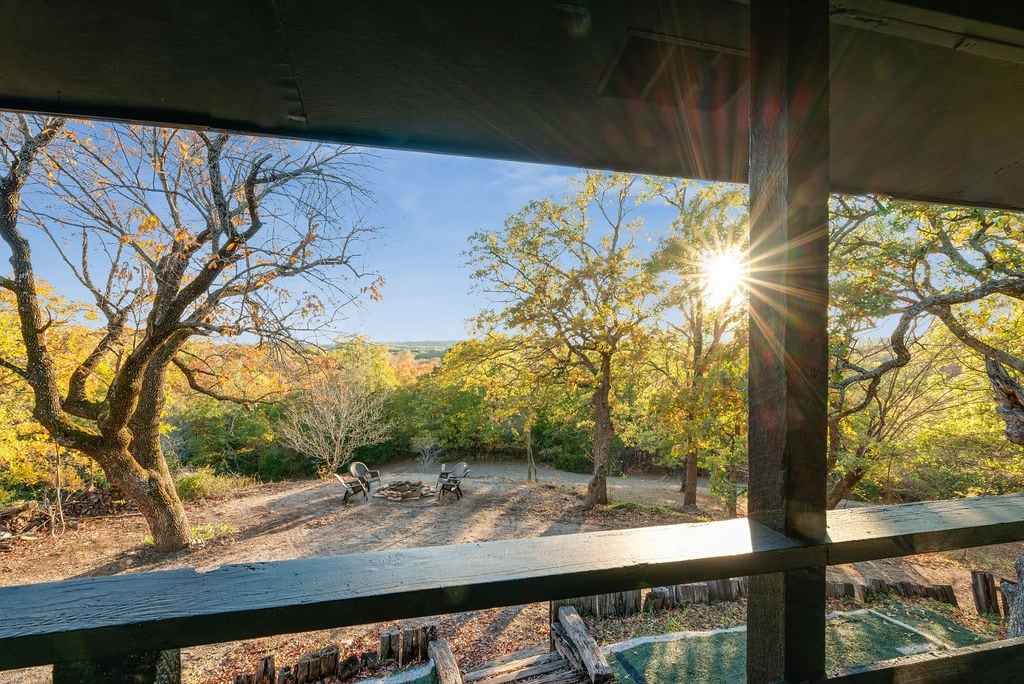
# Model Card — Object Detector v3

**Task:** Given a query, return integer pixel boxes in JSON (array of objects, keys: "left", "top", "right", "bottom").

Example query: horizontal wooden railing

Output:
[{"left": 2, "top": 493, "right": 1024, "bottom": 677}]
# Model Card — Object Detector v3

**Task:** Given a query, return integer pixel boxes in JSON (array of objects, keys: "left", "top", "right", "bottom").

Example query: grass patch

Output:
[
  {"left": 870, "top": 596, "right": 995, "bottom": 645},
  {"left": 826, "top": 610, "right": 935, "bottom": 668},
  {"left": 143, "top": 522, "right": 236, "bottom": 546},
  {"left": 586, "top": 601, "right": 746, "bottom": 646},
  {"left": 605, "top": 501, "right": 687, "bottom": 517},
  {"left": 193, "top": 522, "right": 236, "bottom": 542},
  {"left": 174, "top": 467, "right": 253, "bottom": 501},
  {"left": 609, "top": 630, "right": 746, "bottom": 684}
]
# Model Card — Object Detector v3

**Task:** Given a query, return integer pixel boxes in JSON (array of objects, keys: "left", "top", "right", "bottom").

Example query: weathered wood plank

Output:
[
  {"left": 556, "top": 606, "right": 612, "bottom": 683},
  {"left": 823, "top": 636, "right": 1024, "bottom": 683},
  {"left": 5, "top": 495, "right": 1024, "bottom": 672},
  {"left": 746, "top": 0, "right": 831, "bottom": 681},
  {"left": 470, "top": 656, "right": 567, "bottom": 684},
  {"left": 826, "top": 493, "right": 1024, "bottom": 564},
  {"left": 0, "top": 517, "right": 815, "bottom": 670},
  {"left": 551, "top": 623, "right": 584, "bottom": 676},
  {"left": 428, "top": 638, "right": 463, "bottom": 684},
  {"left": 379, "top": 628, "right": 400, "bottom": 664},
  {"left": 463, "top": 651, "right": 561, "bottom": 683}
]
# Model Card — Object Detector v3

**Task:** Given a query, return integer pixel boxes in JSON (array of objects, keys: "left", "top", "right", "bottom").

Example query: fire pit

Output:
[{"left": 373, "top": 481, "right": 435, "bottom": 501}]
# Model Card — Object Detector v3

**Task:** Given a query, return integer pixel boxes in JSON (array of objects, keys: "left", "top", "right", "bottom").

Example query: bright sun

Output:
[{"left": 701, "top": 249, "right": 746, "bottom": 308}]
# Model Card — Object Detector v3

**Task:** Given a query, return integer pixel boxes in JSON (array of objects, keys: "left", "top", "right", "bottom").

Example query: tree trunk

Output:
[
  {"left": 125, "top": 336, "right": 193, "bottom": 552},
  {"left": 1009, "top": 556, "right": 1024, "bottom": 637},
  {"left": 586, "top": 355, "right": 613, "bottom": 507},
  {"left": 102, "top": 449, "right": 191, "bottom": 552},
  {"left": 683, "top": 449, "right": 699, "bottom": 507},
  {"left": 726, "top": 464, "right": 738, "bottom": 518},
  {"left": 986, "top": 358, "right": 1024, "bottom": 446},
  {"left": 826, "top": 466, "right": 866, "bottom": 509},
  {"left": 525, "top": 416, "right": 536, "bottom": 482}
]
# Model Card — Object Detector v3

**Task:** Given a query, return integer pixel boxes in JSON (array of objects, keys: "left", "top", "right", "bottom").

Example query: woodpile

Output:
[
  {"left": 1, "top": 490, "right": 139, "bottom": 550},
  {"left": 0, "top": 501, "right": 48, "bottom": 548},
  {"left": 61, "top": 489, "right": 137, "bottom": 517},
  {"left": 373, "top": 481, "right": 434, "bottom": 501}
]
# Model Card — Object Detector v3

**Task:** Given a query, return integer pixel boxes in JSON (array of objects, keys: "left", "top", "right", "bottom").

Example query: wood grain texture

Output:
[
  {"left": 428, "top": 638, "right": 464, "bottom": 684},
  {"left": 827, "top": 493, "right": 1024, "bottom": 565},
  {"left": 0, "top": 517, "right": 815, "bottom": 670},
  {"left": 4, "top": 495, "right": 1024, "bottom": 671},
  {"left": 823, "top": 636, "right": 1024, "bottom": 683},
  {"left": 746, "top": 0, "right": 831, "bottom": 680},
  {"left": 556, "top": 606, "right": 612, "bottom": 683}
]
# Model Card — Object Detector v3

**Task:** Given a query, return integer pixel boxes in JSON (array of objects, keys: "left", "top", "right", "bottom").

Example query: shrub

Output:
[
  {"left": 174, "top": 467, "right": 253, "bottom": 501},
  {"left": 257, "top": 448, "right": 314, "bottom": 481},
  {"left": 552, "top": 450, "right": 591, "bottom": 474},
  {"left": 193, "top": 522, "right": 236, "bottom": 542},
  {"left": 143, "top": 521, "right": 235, "bottom": 546}
]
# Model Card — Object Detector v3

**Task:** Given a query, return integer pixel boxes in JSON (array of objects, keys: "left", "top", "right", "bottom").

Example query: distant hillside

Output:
[{"left": 386, "top": 340, "right": 461, "bottom": 360}]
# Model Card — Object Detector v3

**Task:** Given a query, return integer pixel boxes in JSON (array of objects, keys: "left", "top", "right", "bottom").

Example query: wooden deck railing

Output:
[{"left": 2, "top": 493, "right": 1024, "bottom": 679}]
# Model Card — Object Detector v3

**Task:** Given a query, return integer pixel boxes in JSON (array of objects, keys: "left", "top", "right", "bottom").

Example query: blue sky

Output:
[
  {"left": 13, "top": 137, "right": 681, "bottom": 343},
  {"left": 347, "top": 150, "right": 581, "bottom": 341}
]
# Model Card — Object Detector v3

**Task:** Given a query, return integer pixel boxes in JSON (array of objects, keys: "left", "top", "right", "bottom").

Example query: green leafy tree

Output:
[
  {"left": 467, "top": 172, "right": 661, "bottom": 505},
  {"left": 825, "top": 329, "right": 968, "bottom": 506},
  {"left": 442, "top": 336, "right": 567, "bottom": 481},
  {"left": 646, "top": 180, "right": 748, "bottom": 505},
  {"left": 829, "top": 198, "right": 1024, "bottom": 447},
  {"left": 0, "top": 116, "right": 379, "bottom": 550}
]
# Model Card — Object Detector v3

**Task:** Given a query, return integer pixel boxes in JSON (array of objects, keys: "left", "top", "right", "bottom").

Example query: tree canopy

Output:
[
  {"left": 466, "top": 173, "right": 661, "bottom": 505},
  {"left": 0, "top": 116, "right": 381, "bottom": 550}
]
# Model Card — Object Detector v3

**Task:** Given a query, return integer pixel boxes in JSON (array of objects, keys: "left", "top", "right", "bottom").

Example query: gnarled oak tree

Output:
[
  {"left": 467, "top": 173, "right": 660, "bottom": 505},
  {"left": 0, "top": 116, "right": 379, "bottom": 550}
]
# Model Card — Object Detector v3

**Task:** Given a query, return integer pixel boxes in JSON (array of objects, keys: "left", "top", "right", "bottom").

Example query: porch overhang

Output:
[{"left": 2, "top": 1, "right": 1024, "bottom": 209}]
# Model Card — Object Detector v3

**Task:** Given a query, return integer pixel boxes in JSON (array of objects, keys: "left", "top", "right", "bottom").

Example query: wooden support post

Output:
[
  {"left": 747, "top": 0, "right": 830, "bottom": 682},
  {"left": 254, "top": 655, "right": 275, "bottom": 684},
  {"left": 972, "top": 570, "right": 1002, "bottom": 616},
  {"left": 379, "top": 627, "right": 400, "bottom": 664},
  {"left": 53, "top": 649, "right": 181, "bottom": 683}
]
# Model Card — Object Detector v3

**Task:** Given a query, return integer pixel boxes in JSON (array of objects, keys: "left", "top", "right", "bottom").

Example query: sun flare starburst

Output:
[{"left": 701, "top": 248, "right": 747, "bottom": 308}]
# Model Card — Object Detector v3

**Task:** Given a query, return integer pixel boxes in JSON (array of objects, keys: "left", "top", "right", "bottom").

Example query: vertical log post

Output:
[{"left": 747, "top": 1, "right": 830, "bottom": 682}]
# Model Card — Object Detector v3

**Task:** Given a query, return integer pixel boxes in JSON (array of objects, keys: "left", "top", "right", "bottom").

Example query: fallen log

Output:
[
  {"left": 428, "top": 638, "right": 463, "bottom": 684},
  {"left": 556, "top": 606, "right": 612, "bottom": 684}
]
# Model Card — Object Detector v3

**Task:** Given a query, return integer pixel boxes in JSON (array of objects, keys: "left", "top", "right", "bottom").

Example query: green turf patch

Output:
[
  {"left": 871, "top": 602, "right": 986, "bottom": 648},
  {"left": 606, "top": 608, "right": 978, "bottom": 683},
  {"left": 826, "top": 610, "right": 936, "bottom": 667},
  {"left": 608, "top": 630, "right": 746, "bottom": 684}
]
